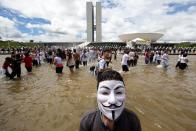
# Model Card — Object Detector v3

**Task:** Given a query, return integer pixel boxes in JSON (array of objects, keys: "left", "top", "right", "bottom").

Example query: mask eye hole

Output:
[
  {"left": 102, "top": 92, "right": 109, "bottom": 95},
  {"left": 116, "top": 92, "right": 123, "bottom": 95}
]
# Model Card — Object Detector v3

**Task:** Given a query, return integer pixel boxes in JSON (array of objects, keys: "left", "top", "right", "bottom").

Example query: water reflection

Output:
[{"left": 0, "top": 55, "right": 196, "bottom": 131}]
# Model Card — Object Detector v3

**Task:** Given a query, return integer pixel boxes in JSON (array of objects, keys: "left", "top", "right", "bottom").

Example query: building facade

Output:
[{"left": 86, "top": 2, "right": 102, "bottom": 42}]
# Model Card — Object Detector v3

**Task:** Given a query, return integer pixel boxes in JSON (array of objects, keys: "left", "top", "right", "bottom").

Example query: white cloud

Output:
[
  {"left": 0, "top": 16, "right": 23, "bottom": 39},
  {"left": 0, "top": 0, "right": 196, "bottom": 42},
  {"left": 101, "top": 0, "right": 196, "bottom": 41}
]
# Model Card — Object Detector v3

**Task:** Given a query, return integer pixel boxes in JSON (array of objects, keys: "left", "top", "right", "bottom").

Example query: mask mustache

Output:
[{"left": 102, "top": 103, "right": 123, "bottom": 109}]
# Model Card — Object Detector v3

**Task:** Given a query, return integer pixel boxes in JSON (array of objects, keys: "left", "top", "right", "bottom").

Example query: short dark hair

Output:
[
  {"left": 183, "top": 53, "right": 187, "bottom": 57},
  {"left": 16, "top": 54, "right": 21, "bottom": 59},
  {"left": 25, "top": 52, "right": 29, "bottom": 57},
  {"left": 97, "top": 70, "right": 124, "bottom": 89}
]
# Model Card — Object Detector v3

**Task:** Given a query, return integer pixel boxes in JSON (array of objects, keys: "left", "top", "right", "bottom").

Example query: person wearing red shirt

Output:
[
  {"left": 2, "top": 57, "right": 12, "bottom": 78},
  {"left": 23, "top": 52, "right": 33, "bottom": 72}
]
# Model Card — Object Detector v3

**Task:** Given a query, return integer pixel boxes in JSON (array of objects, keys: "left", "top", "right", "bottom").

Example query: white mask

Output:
[{"left": 97, "top": 80, "right": 125, "bottom": 121}]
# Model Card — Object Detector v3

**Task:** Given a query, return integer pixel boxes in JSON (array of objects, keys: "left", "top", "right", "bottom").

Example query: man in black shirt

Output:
[
  {"left": 80, "top": 70, "right": 141, "bottom": 131},
  {"left": 11, "top": 54, "right": 21, "bottom": 79}
]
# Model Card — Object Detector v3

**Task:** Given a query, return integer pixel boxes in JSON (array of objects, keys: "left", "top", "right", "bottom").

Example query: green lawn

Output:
[{"left": 0, "top": 40, "right": 37, "bottom": 48}]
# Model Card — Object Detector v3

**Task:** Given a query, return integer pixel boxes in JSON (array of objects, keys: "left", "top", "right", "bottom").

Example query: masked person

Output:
[{"left": 80, "top": 70, "right": 141, "bottom": 131}]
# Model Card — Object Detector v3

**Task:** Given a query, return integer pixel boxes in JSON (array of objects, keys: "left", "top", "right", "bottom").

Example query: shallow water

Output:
[{"left": 0, "top": 55, "right": 196, "bottom": 131}]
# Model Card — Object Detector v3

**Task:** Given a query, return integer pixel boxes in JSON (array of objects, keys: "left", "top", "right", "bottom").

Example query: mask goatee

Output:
[{"left": 112, "top": 111, "right": 115, "bottom": 120}]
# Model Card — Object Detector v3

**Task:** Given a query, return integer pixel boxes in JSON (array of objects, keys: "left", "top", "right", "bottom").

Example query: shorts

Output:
[
  {"left": 56, "top": 67, "right": 63, "bottom": 73},
  {"left": 179, "top": 63, "right": 187, "bottom": 70},
  {"left": 157, "top": 60, "right": 161, "bottom": 65},
  {"left": 83, "top": 61, "right": 87, "bottom": 66},
  {"left": 122, "top": 65, "right": 129, "bottom": 72},
  {"left": 33, "top": 60, "right": 38, "bottom": 66},
  {"left": 68, "top": 65, "right": 74, "bottom": 68},
  {"left": 25, "top": 66, "right": 32, "bottom": 72},
  {"left": 127, "top": 60, "right": 131, "bottom": 66}
]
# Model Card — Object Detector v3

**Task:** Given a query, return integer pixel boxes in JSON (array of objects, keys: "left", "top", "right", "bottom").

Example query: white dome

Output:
[{"left": 119, "top": 33, "right": 163, "bottom": 42}]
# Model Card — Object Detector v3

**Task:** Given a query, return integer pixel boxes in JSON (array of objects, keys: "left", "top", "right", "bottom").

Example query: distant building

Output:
[
  {"left": 86, "top": 2, "right": 102, "bottom": 42},
  {"left": 38, "top": 42, "right": 83, "bottom": 48},
  {"left": 119, "top": 33, "right": 164, "bottom": 43}
]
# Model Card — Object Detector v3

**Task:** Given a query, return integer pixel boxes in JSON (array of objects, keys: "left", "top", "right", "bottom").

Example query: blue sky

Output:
[
  {"left": 101, "top": 0, "right": 119, "bottom": 9},
  {"left": 0, "top": 0, "right": 195, "bottom": 42},
  {"left": 167, "top": 2, "right": 196, "bottom": 14},
  {"left": 0, "top": 6, "right": 50, "bottom": 36}
]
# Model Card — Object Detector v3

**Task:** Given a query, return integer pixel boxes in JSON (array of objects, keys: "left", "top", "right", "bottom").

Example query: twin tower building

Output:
[{"left": 86, "top": 2, "right": 102, "bottom": 42}]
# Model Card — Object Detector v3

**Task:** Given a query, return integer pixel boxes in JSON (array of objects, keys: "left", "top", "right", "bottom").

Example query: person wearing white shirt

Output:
[
  {"left": 161, "top": 51, "right": 169, "bottom": 68},
  {"left": 129, "top": 50, "right": 135, "bottom": 67},
  {"left": 81, "top": 50, "right": 88, "bottom": 66},
  {"left": 175, "top": 52, "right": 184, "bottom": 68},
  {"left": 96, "top": 49, "right": 111, "bottom": 77},
  {"left": 54, "top": 54, "right": 63, "bottom": 74},
  {"left": 179, "top": 53, "right": 188, "bottom": 70},
  {"left": 121, "top": 51, "right": 130, "bottom": 72},
  {"left": 98, "top": 49, "right": 110, "bottom": 72},
  {"left": 154, "top": 51, "right": 161, "bottom": 65}
]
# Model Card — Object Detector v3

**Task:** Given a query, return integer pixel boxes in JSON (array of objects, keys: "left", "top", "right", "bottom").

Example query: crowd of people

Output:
[
  {"left": 0, "top": 47, "right": 98, "bottom": 79},
  {"left": 0, "top": 45, "right": 190, "bottom": 80},
  {"left": 0, "top": 46, "right": 196, "bottom": 55},
  {"left": 134, "top": 46, "right": 196, "bottom": 55}
]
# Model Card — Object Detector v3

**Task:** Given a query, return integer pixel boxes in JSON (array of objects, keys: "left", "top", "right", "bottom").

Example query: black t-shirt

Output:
[{"left": 80, "top": 108, "right": 141, "bottom": 131}]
